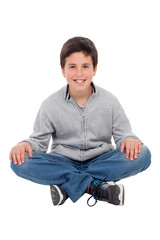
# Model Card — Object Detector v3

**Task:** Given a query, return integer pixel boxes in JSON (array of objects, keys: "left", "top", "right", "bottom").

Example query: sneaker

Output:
[
  {"left": 87, "top": 179, "right": 124, "bottom": 207},
  {"left": 50, "top": 185, "right": 68, "bottom": 206}
]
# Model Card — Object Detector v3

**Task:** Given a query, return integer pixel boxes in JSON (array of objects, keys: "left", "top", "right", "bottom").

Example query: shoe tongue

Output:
[
  {"left": 91, "top": 180, "right": 109, "bottom": 189},
  {"left": 101, "top": 182, "right": 110, "bottom": 189}
]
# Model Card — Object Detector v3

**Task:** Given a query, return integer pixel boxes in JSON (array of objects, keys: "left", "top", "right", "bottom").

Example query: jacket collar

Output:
[{"left": 65, "top": 82, "right": 96, "bottom": 100}]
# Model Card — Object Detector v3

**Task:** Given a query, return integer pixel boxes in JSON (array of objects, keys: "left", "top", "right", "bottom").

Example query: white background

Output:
[{"left": 0, "top": 0, "right": 160, "bottom": 239}]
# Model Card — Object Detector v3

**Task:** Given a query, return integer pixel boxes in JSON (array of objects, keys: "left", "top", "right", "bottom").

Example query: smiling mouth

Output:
[{"left": 73, "top": 79, "right": 86, "bottom": 83}]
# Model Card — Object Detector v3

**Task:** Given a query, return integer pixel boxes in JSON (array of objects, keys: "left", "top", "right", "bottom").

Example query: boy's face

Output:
[{"left": 61, "top": 52, "right": 97, "bottom": 95}]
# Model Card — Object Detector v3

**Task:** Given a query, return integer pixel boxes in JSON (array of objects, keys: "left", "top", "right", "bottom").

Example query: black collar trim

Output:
[{"left": 65, "top": 82, "right": 96, "bottom": 100}]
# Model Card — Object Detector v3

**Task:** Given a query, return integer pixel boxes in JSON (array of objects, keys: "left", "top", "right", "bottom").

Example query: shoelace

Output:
[{"left": 87, "top": 178, "right": 107, "bottom": 207}]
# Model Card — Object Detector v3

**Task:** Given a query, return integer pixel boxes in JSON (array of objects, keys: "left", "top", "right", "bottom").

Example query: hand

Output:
[
  {"left": 9, "top": 142, "right": 33, "bottom": 165},
  {"left": 120, "top": 138, "right": 142, "bottom": 161}
]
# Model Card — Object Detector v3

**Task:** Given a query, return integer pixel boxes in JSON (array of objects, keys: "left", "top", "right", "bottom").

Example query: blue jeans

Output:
[{"left": 11, "top": 145, "right": 151, "bottom": 202}]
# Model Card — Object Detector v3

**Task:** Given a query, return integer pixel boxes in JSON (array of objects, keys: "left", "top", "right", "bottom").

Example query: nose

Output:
[{"left": 75, "top": 67, "right": 83, "bottom": 77}]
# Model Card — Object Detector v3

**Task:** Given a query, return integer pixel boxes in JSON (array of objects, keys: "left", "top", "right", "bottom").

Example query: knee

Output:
[
  {"left": 10, "top": 152, "right": 33, "bottom": 173},
  {"left": 10, "top": 160, "right": 23, "bottom": 176},
  {"left": 139, "top": 144, "right": 151, "bottom": 169}
]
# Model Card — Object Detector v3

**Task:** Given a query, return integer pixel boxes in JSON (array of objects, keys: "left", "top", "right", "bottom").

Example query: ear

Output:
[
  {"left": 61, "top": 67, "right": 66, "bottom": 77},
  {"left": 93, "top": 65, "right": 97, "bottom": 76}
]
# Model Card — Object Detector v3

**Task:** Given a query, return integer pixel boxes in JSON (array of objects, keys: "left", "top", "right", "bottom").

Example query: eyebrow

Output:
[{"left": 68, "top": 63, "right": 91, "bottom": 66}]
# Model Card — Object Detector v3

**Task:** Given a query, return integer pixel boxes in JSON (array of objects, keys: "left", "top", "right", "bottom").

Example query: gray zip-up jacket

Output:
[{"left": 24, "top": 83, "right": 138, "bottom": 161}]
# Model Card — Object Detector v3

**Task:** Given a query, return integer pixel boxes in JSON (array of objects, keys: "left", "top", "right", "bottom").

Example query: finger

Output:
[
  {"left": 24, "top": 143, "right": 32, "bottom": 157},
  {"left": 27, "top": 146, "right": 33, "bottom": 158},
  {"left": 134, "top": 147, "right": 139, "bottom": 159},
  {"left": 12, "top": 152, "right": 18, "bottom": 165},
  {"left": 16, "top": 151, "right": 22, "bottom": 165},
  {"left": 134, "top": 142, "right": 139, "bottom": 159},
  {"left": 9, "top": 151, "right": 13, "bottom": 162},
  {"left": 126, "top": 145, "right": 130, "bottom": 159},
  {"left": 125, "top": 140, "right": 131, "bottom": 158},
  {"left": 130, "top": 148, "right": 135, "bottom": 161},
  {"left": 138, "top": 142, "right": 142, "bottom": 154},
  {"left": 121, "top": 142, "right": 125, "bottom": 152},
  {"left": 29, "top": 150, "right": 33, "bottom": 158},
  {"left": 20, "top": 151, "right": 25, "bottom": 164}
]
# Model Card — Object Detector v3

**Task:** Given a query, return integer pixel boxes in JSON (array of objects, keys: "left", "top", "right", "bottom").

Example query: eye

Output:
[
  {"left": 83, "top": 65, "right": 89, "bottom": 68},
  {"left": 70, "top": 66, "right": 75, "bottom": 69}
]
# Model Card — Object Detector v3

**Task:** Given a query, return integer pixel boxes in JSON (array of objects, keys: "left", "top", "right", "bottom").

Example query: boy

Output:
[{"left": 10, "top": 37, "right": 151, "bottom": 207}]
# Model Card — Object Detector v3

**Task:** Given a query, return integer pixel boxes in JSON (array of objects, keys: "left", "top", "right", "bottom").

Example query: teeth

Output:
[{"left": 74, "top": 80, "right": 85, "bottom": 83}]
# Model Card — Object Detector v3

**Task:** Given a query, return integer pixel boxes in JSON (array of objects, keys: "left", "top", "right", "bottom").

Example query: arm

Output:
[
  {"left": 112, "top": 97, "right": 142, "bottom": 160},
  {"left": 24, "top": 103, "right": 54, "bottom": 153},
  {"left": 10, "top": 101, "right": 55, "bottom": 165}
]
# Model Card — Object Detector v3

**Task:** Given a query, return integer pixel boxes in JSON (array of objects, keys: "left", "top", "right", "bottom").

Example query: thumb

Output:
[
  {"left": 26, "top": 144, "right": 33, "bottom": 157},
  {"left": 121, "top": 141, "right": 125, "bottom": 152}
]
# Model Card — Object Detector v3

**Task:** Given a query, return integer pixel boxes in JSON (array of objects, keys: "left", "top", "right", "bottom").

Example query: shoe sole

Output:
[
  {"left": 107, "top": 184, "right": 124, "bottom": 206},
  {"left": 107, "top": 182, "right": 125, "bottom": 206},
  {"left": 50, "top": 185, "right": 66, "bottom": 206},
  {"left": 118, "top": 184, "right": 124, "bottom": 206}
]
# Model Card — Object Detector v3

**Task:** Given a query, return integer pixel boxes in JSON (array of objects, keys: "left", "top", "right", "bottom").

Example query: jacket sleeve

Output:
[
  {"left": 112, "top": 97, "right": 139, "bottom": 148},
  {"left": 23, "top": 102, "right": 55, "bottom": 153}
]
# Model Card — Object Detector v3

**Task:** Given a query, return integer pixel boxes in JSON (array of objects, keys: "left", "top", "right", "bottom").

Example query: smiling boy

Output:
[
  {"left": 10, "top": 37, "right": 151, "bottom": 206},
  {"left": 61, "top": 51, "right": 97, "bottom": 107}
]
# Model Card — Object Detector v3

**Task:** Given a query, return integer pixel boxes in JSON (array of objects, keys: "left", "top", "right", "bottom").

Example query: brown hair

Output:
[{"left": 60, "top": 37, "right": 98, "bottom": 69}]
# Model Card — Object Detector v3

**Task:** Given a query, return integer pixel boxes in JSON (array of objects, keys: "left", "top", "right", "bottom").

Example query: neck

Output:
[{"left": 69, "top": 84, "right": 93, "bottom": 105}]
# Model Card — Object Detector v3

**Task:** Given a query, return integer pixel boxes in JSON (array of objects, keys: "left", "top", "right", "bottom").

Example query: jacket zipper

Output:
[
  {"left": 82, "top": 109, "right": 86, "bottom": 161},
  {"left": 67, "top": 93, "right": 95, "bottom": 161}
]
